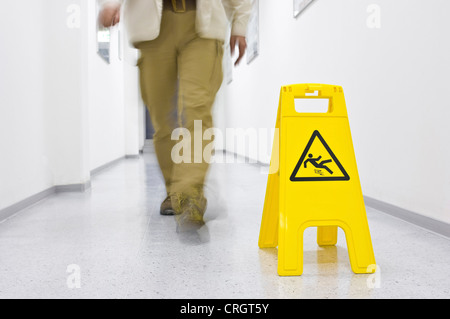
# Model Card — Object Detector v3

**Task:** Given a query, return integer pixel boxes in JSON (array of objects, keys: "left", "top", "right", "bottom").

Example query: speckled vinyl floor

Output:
[{"left": 0, "top": 151, "right": 449, "bottom": 299}]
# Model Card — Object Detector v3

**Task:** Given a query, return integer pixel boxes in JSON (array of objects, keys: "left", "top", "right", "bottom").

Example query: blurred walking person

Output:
[{"left": 98, "top": 0, "right": 252, "bottom": 230}]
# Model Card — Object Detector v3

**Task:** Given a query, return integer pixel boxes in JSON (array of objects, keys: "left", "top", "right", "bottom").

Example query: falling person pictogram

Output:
[{"left": 303, "top": 154, "right": 333, "bottom": 175}]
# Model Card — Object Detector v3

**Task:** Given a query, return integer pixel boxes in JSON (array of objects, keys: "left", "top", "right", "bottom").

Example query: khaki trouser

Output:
[{"left": 137, "top": 8, "right": 224, "bottom": 197}]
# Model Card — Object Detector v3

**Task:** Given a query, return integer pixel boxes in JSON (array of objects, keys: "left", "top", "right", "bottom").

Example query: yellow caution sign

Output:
[{"left": 259, "top": 84, "right": 376, "bottom": 276}]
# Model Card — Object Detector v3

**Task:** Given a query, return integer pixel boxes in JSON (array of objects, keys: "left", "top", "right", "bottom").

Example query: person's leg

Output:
[
  {"left": 169, "top": 12, "right": 224, "bottom": 229},
  {"left": 170, "top": 19, "right": 224, "bottom": 199},
  {"left": 136, "top": 11, "right": 178, "bottom": 196}
]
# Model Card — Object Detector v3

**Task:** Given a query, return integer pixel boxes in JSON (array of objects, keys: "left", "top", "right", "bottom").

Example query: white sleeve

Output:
[
  {"left": 97, "top": 0, "right": 124, "bottom": 9},
  {"left": 222, "top": 0, "right": 253, "bottom": 37}
]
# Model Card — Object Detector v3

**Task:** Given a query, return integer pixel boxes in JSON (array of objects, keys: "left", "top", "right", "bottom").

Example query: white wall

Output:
[
  {"left": 0, "top": 0, "right": 143, "bottom": 211},
  {"left": 122, "top": 24, "right": 144, "bottom": 157},
  {"left": 224, "top": 0, "right": 450, "bottom": 224},
  {"left": 87, "top": 0, "right": 143, "bottom": 170},
  {"left": 87, "top": 0, "right": 126, "bottom": 170},
  {"left": 43, "top": 0, "right": 90, "bottom": 187},
  {"left": 0, "top": 0, "right": 53, "bottom": 210}
]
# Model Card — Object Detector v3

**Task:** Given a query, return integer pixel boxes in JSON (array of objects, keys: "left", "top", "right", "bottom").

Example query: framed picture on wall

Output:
[
  {"left": 246, "top": 0, "right": 259, "bottom": 64},
  {"left": 294, "top": 0, "right": 315, "bottom": 18}
]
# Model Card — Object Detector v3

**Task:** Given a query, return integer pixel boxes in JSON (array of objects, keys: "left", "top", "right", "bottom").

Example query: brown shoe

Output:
[
  {"left": 175, "top": 195, "right": 207, "bottom": 232},
  {"left": 160, "top": 195, "right": 177, "bottom": 216}
]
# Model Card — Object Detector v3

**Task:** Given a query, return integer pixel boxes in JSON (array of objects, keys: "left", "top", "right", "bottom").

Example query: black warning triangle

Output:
[{"left": 290, "top": 130, "right": 350, "bottom": 182}]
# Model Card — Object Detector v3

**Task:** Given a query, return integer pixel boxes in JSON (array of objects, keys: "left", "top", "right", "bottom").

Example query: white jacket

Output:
[{"left": 98, "top": 0, "right": 253, "bottom": 46}]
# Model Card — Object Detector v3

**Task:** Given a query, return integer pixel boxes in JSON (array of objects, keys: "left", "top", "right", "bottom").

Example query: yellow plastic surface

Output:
[{"left": 258, "top": 84, "right": 376, "bottom": 276}]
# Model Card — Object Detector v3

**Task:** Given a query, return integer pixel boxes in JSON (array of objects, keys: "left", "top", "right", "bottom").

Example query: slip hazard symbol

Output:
[{"left": 290, "top": 130, "right": 350, "bottom": 182}]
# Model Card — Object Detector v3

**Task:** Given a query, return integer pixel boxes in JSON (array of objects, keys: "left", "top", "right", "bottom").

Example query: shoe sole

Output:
[{"left": 160, "top": 208, "right": 177, "bottom": 216}]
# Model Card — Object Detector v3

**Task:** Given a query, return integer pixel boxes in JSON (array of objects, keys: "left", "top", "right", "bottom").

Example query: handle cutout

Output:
[
  {"left": 294, "top": 98, "right": 330, "bottom": 113},
  {"left": 305, "top": 90, "right": 319, "bottom": 96}
]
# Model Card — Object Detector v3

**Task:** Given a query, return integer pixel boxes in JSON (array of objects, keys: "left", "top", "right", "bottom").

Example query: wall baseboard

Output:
[
  {"left": 91, "top": 156, "right": 126, "bottom": 176},
  {"left": 196, "top": 150, "right": 450, "bottom": 238},
  {"left": 0, "top": 186, "right": 55, "bottom": 223},
  {"left": 55, "top": 181, "right": 91, "bottom": 193},
  {"left": 231, "top": 148, "right": 450, "bottom": 240},
  {"left": 0, "top": 155, "right": 134, "bottom": 222},
  {"left": 364, "top": 196, "right": 450, "bottom": 239},
  {"left": 2, "top": 152, "right": 449, "bottom": 241},
  {"left": 232, "top": 147, "right": 450, "bottom": 240}
]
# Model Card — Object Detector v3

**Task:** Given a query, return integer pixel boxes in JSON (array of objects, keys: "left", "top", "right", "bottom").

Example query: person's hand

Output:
[
  {"left": 230, "top": 36, "right": 247, "bottom": 66},
  {"left": 99, "top": 3, "right": 121, "bottom": 27}
]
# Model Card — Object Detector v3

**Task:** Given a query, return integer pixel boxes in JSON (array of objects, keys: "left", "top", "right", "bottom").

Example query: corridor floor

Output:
[{"left": 0, "top": 151, "right": 449, "bottom": 299}]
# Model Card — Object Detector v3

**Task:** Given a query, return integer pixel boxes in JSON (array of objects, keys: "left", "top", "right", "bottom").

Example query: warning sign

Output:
[
  {"left": 290, "top": 130, "right": 350, "bottom": 182},
  {"left": 259, "top": 84, "right": 375, "bottom": 276}
]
